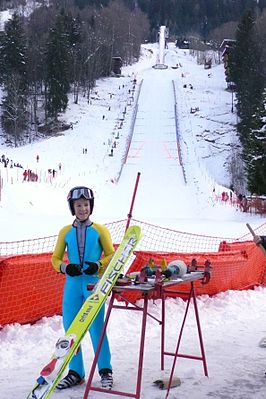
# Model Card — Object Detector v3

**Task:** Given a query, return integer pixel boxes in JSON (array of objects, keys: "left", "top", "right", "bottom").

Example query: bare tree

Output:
[
  {"left": 225, "top": 130, "right": 248, "bottom": 195},
  {"left": 1, "top": 74, "right": 28, "bottom": 147},
  {"left": 208, "top": 21, "right": 237, "bottom": 47},
  {"left": 256, "top": 9, "right": 266, "bottom": 78}
]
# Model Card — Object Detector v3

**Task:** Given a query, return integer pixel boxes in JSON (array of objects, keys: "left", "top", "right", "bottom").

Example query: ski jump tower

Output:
[{"left": 153, "top": 25, "right": 168, "bottom": 69}]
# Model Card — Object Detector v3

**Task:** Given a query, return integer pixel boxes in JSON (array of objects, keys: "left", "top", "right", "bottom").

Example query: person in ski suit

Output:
[
  {"left": 52, "top": 186, "right": 115, "bottom": 390},
  {"left": 253, "top": 235, "right": 266, "bottom": 253}
]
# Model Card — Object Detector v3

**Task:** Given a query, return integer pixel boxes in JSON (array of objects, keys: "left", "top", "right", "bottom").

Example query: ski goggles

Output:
[{"left": 68, "top": 187, "right": 94, "bottom": 201}]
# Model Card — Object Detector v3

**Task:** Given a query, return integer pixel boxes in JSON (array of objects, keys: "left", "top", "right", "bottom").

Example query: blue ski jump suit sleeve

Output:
[{"left": 52, "top": 222, "right": 115, "bottom": 378}]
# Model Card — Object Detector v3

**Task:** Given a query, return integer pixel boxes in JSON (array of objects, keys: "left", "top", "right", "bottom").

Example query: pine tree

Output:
[
  {"left": 46, "top": 13, "right": 71, "bottom": 119},
  {"left": 0, "top": 13, "right": 28, "bottom": 146},
  {"left": 245, "top": 93, "right": 266, "bottom": 195},
  {"left": 67, "top": 14, "right": 83, "bottom": 104},
  {"left": 228, "top": 10, "right": 266, "bottom": 194}
]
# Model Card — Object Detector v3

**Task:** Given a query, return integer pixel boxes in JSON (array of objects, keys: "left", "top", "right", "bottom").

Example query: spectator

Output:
[
  {"left": 253, "top": 234, "right": 266, "bottom": 254},
  {"left": 254, "top": 235, "right": 263, "bottom": 246},
  {"left": 23, "top": 170, "right": 28, "bottom": 182},
  {"left": 241, "top": 195, "right": 248, "bottom": 212}
]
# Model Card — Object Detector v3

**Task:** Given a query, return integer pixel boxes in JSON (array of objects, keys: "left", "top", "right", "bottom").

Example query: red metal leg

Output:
[
  {"left": 83, "top": 292, "right": 150, "bottom": 399},
  {"left": 192, "top": 284, "right": 208, "bottom": 377},
  {"left": 163, "top": 282, "right": 208, "bottom": 399},
  {"left": 135, "top": 293, "right": 148, "bottom": 399},
  {"left": 161, "top": 293, "right": 165, "bottom": 371},
  {"left": 165, "top": 287, "right": 192, "bottom": 398}
]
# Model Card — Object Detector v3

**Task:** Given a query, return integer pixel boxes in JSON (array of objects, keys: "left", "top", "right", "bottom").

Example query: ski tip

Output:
[
  {"left": 125, "top": 225, "right": 142, "bottom": 242},
  {"left": 126, "top": 225, "right": 141, "bottom": 234}
]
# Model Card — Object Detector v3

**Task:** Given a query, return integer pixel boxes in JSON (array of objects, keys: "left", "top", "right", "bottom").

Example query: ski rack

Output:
[{"left": 83, "top": 271, "right": 208, "bottom": 399}]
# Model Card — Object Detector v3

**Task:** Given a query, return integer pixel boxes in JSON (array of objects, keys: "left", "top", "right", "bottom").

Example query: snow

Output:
[{"left": 0, "top": 42, "right": 265, "bottom": 399}]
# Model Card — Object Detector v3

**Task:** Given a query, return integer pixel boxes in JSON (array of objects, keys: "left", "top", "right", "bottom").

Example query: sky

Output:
[{"left": 0, "top": 40, "right": 266, "bottom": 399}]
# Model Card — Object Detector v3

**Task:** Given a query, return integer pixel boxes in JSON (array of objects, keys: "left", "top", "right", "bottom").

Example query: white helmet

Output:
[{"left": 167, "top": 260, "right": 187, "bottom": 277}]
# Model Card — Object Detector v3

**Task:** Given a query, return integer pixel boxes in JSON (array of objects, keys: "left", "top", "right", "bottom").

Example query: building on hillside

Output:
[
  {"left": 175, "top": 37, "right": 190, "bottom": 49},
  {"left": 220, "top": 39, "right": 236, "bottom": 90},
  {"left": 111, "top": 57, "right": 122, "bottom": 76}
]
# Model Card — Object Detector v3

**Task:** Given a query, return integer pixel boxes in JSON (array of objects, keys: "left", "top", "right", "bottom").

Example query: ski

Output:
[{"left": 27, "top": 225, "right": 141, "bottom": 399}]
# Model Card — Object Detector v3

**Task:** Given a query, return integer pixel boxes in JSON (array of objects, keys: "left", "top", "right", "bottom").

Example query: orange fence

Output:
[
  {"left": 215, "top": 193, "right": 266, "bottom": 216},
  {"left": 0, "top": 253, "right": 65, "bottom": 326},
  {"left": 0, "top": 219, "right": 265, "bottom": 327},
  {"left": 122, "top": 241, "right": 266, "bottom": 303},
  {"left": 246, "top": 196, "right": 266, "bottom": 215}
]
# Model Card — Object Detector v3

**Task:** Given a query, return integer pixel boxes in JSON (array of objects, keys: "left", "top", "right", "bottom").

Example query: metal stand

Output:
[
  {"left": 83, "top": 273, "right": 207, "bottom": 399},
  {"left": 161, "top": 280, "right": 208, "bottom": 398}
]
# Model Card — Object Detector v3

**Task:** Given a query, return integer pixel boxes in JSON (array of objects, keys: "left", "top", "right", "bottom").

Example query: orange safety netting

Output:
[{"left": 0, "top": 218, "right": 265, "bottom": 326}]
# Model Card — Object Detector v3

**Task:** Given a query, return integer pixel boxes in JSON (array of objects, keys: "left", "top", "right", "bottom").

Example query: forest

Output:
[{"left": 0, "top": 0, "right": 265, "bottom": 193}]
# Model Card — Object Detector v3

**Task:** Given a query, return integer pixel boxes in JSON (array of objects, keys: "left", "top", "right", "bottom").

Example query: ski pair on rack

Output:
[{"left": 27, "top": 225, "right": 141, "bottom": 399}]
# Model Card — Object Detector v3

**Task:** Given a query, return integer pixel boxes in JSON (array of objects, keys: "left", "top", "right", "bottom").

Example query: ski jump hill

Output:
[{"left": 0, "top": 34, "right": 266, "bottom": 326}]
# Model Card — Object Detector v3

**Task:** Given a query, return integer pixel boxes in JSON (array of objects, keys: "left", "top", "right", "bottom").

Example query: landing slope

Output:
[{"left": 113, "top": 62, "right": 199, "bottom": 220}]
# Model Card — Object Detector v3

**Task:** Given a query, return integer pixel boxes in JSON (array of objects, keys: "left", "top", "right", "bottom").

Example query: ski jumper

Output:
[{"left": 52, "top": 219, "right": 115, "bottom": 378}]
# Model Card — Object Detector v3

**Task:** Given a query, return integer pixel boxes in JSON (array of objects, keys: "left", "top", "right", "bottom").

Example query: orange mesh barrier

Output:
[
  {"left": 0, "top": 218, "right": 265, "bottom": 326},
  {"left": 0, "top": 253, "right": 65, "bottom": 325},
  {"left": 120, "top": 241, "right": 266, "bottom": 302}
]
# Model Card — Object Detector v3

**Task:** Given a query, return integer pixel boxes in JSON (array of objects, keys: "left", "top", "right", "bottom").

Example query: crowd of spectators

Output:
[
  {"left": 23, "top": 169, "right": 38, "bottom": 182},
  {"left": 1, "top": 153, "right": 61, "bottom": 184},
  {"left": 1, "top": 154, "right": 23, "bottom": 169}
]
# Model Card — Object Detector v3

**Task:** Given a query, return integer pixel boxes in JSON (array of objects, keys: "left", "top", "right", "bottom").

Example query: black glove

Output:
[
  {"left": 65, "top": 263, "right": 82, "bottom": 277},
  {"left": 84, "top": 261, "right": 100, "bottom": 275},
  {"left": 162, "top": 269, "right": 172, "bottom": 278}
]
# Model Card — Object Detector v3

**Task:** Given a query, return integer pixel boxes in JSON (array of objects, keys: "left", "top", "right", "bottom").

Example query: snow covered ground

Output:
[{"left": 0, "top": 42, "right": 265, "bottom": 399}]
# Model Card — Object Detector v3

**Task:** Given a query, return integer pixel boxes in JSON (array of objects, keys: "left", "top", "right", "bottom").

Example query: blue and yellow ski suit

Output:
[{"left": 52, "top": 218, "right": 115, "bottom": 378}]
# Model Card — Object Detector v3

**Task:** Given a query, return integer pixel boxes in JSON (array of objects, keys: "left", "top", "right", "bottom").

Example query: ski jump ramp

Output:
[{"left": 116, "top": 66, "right": 198, "bottom": 221}]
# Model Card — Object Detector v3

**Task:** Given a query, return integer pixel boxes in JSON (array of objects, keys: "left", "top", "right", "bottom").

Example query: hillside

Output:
[
  {"left": 0, "top": 42, "right": 263, "bottom": 241},
  {"left": 0, "top": 41, "right": 266, "bottom": 399}
]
